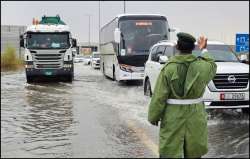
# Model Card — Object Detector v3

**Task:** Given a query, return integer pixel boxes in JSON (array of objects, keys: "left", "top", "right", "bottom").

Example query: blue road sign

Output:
[{"left": 235, "top": 33, "right": 249, "bottom": 53}]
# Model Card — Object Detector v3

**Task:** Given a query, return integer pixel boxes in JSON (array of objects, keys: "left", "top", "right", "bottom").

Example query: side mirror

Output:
[
  {"left": 155, "top": 53, "right": 161, "bottom": 62},
  {"left": 72, "top": 38, "right": 77, "bottom": 47},
  {"left": 239, "top": 54, "right": 247, "bottom": 60},
  {"left": 72, "top": 49, "right": 76, "bottom": 57},
  {"left": 152, "top": 53, "right": 161, "bottom": 62},
  {"left": 240, "top": 60, "right": 247, "bottom": 64},
  {"left": 20, "top": 34, "right": 24, "bottom": 48},
  {"left": 114, "top": 28, "right": 121, "bottom": 43},
  {"left": 169, "top": 27, "right": 180, "bottom": 33},
  {"left": 239, "top": 54, "right": 248, "bottom": 64},
  {"left": 76, "top": 47, "right": 80, "bottom": 55},
  {"left": 159, "top": 55, "right": 168, "bottom": 64}
]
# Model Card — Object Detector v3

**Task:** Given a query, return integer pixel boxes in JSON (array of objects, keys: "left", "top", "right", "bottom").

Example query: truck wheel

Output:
[
  {"left": 26, "top": 76, "right": 33, "bottom": 83},
  {"left": 242, "top": 108, "right": 249, "bottom": 114},
  {"left": 67, "top": 75, "right": 73, "bottom": 82},
  {"left": 144, "top": 79, "right": 152, "bottom": 97},
  {"left": 102, "top": 63, "right": 108, "bottom": 79}
]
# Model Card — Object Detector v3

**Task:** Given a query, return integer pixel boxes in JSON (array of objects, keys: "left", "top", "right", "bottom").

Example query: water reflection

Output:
[
  {"left": 1, "top": 66, "right": 249, "bottom": 158},
  {"left": 99, "top": 109, "right": 148, "bottom": 158},
  {"left": 20, "top": 83, "right": 76, "bottom": 157},
  {"left": 205, "top": 109, "right": 249, "bottom": 158}
]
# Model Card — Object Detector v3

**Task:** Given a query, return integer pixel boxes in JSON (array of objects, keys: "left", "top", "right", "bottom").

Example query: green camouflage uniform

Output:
[{"left": 148, "top": 53, "right": 217, "bottom": 158}]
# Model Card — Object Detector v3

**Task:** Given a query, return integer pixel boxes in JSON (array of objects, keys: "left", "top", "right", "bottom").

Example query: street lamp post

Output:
[
  {"left": 99, "top": 1, "right": 101, "bottom": 51},
  {"left": 85, "top": 14, "right": 92, "bottom": 47},
  {"left": 88, "top": 15, "right": 90, "bottom": 46},
  {"left": 124, "top": 1, "right": 126, "bottom": 14}
]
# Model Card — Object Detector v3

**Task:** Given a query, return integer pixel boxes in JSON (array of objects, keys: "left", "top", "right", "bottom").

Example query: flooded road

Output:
[{"left": 1, "top": 63, "right": 249, "bottom": 158}]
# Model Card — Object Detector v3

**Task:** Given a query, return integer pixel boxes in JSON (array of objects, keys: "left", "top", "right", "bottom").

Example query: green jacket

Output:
[{"left": 148, "top": 53, "right": 217, "bottom": 158}]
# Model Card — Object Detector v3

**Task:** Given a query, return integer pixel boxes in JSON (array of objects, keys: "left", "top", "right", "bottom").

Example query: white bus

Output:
[{"left": 100, "top": 14, "right": 172, "bottom": 81}]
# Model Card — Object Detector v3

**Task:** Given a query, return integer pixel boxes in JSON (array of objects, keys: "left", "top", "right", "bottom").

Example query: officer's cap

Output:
[{"left": 177, "top": 32, "right": 196, "bottom": 43}]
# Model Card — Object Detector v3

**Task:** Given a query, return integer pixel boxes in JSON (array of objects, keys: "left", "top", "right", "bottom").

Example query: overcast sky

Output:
[{"left": 1, "top": 1, "right": 249, "bottom": 44}]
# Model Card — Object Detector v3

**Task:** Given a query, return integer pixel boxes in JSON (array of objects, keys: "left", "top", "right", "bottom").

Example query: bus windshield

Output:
[
  {"left": 119, "top": 20, "right": 168, "bottom": 56},
  {"left": 27, "top": 32, "right": 70, "bottom": 49},
  {"left": 192, "top": 44, "right": 239, "bottom": 62}
]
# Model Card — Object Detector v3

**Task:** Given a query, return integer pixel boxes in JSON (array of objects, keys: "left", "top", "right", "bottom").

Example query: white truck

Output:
[
  {"left": 144, "top": 40, "right": 249, "bottom": 112},
  {"left": 20, "top": 15, "right": 77, "bottom": 83}
]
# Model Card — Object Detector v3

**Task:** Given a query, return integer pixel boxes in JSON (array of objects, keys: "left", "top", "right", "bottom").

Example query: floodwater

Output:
[{"left": 1, "top": 63, "right": 249, "bottom": 158}]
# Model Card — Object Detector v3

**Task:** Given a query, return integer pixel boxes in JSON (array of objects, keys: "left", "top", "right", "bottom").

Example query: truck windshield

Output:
[
  {"left": 193, "top": 45, "right": 239, "bottom": 62},
  {"left": 119, "top": 19, "right": 168, "bottom": 56},
  {"left": 27, "top": 33, "right": 70, "bottom": 49}
]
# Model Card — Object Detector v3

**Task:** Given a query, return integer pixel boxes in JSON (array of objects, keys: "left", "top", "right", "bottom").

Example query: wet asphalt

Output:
[{"left": 1, "top": 63, "right": 249, "bottom": 158}]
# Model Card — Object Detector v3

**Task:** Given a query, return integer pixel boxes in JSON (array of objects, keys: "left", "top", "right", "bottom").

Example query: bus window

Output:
[{"left": 119, "top": 20, "right": 168, "bottom": 56}]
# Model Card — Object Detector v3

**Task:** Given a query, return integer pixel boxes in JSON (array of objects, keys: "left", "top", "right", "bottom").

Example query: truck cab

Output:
[{"left": 20, "top": 15, "right": 77, "bottom": 83}]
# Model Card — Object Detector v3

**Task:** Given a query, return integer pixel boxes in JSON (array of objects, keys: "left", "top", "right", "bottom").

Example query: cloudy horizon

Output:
[{"left": 1, "top": 1, "right": 249, "bottom": 44}]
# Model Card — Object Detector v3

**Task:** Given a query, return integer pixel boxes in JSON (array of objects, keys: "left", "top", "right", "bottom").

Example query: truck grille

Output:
[
  {"left": 96, "top": 59, "right": 100, "bottom": 63},
  {"left": 32, "top": 53, "right": 63, "bottom": 69},
  {"left": 213, "top": 73, "right": 249, "bottom": 89}
]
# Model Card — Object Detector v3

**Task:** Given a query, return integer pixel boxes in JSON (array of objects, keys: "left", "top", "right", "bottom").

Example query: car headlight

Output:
[{"left": 25, "top": 64, "right": 34, "bottom": 68}]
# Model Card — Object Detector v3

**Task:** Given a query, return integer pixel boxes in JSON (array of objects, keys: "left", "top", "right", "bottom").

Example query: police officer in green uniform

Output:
[{"left": 148, "top": 32, "right": 217, "bottom": 158}]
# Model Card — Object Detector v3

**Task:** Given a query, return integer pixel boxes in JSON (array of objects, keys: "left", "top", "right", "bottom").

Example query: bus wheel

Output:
[
  {"left": 102, "top": 63, "right": 105, "bottom": 74},
  {"left": 144, "top": 79, "right": 152, "bottom": 97},
  {"left": 113, "top": 67, "right": 116, "bottom": 81},
  {"left": 102, "top": 63, "right": 107, "bottom": 78}
]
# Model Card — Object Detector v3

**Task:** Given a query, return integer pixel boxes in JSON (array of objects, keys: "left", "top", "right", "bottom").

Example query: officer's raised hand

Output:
[{"left": 198, "top": 35, "right": 208, "bottom": 50}]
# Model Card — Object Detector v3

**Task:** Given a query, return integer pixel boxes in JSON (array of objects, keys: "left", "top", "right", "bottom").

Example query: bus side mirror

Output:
[
  {"left": 169, "top": 27, "right": 180, "bottom": 33},
  {"left": 72, "top": 39, "right": 77, "bottom": 47},
  {"left": 20, "top": 35, "right": 24, "bottom": 48},
  {"left": 114, "top": 28, "right": 121, "bottom": 43}
]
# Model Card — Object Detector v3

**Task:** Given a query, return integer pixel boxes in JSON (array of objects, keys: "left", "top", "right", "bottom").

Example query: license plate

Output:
[
  {"left": 45, "top": 71, "right": 53, "bottom": 76},
  {"left": 221, "top": 93, "right": 245, "bottom": 100}
]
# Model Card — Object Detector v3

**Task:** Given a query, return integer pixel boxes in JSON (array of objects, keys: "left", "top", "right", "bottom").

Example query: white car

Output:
[
  {"left": 74, "top": 55, "right": 85, "bottom": 63},
  {"left": 83, "top": 55, "right": 91, "bottom": 65},
  {"left": 91, "top": 52, "right": 100, "bottom": 69},
  {"left": 144, "top": 40, "right": 249, "bottom": 111}
]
